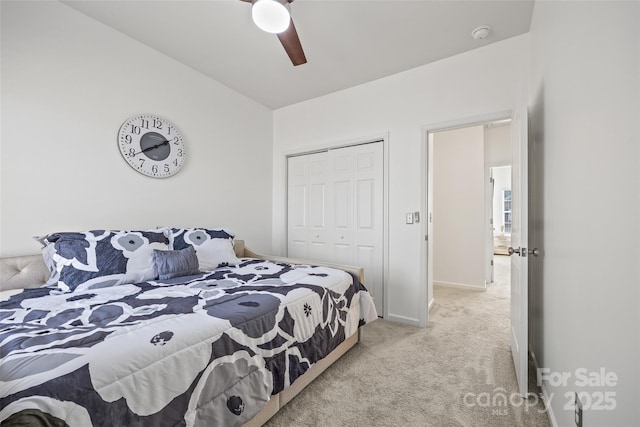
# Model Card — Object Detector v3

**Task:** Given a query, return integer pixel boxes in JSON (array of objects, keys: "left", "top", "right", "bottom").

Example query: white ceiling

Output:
[{"left": 62, "top": 0, "right": 534, "bottom": 109}]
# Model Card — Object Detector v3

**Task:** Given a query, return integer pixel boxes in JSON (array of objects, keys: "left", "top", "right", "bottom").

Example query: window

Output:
[{"left": 503, "top": 190, "right": 512, "bottom": 233}]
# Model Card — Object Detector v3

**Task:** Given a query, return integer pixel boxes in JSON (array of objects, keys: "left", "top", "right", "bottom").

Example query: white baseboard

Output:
[
  {"left": 434, "top": 281, "right": 486, "bottom": 291},
  {"left": 386, "top": 313, "right": 420, "bottom": 326},
  {"left": 529, "top": 350, "right": 558, "bottom": 427},
  {"left": 428, "top": 298, "right": 435, "bottom": 312}
]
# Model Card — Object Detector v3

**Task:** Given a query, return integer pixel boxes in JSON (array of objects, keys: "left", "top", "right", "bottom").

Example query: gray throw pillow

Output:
[{"left": 153, "top": 246, "right": 200, "bottom": 280}]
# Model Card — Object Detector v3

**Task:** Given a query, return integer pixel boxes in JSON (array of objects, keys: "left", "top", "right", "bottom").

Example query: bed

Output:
[{"left": 0, "top": 229, "right": 378, "bottom": 427}]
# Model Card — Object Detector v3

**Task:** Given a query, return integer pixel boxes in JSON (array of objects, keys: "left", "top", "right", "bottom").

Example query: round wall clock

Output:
[{"left": 117, "top": 114, "right": 186, "bottom": 178}]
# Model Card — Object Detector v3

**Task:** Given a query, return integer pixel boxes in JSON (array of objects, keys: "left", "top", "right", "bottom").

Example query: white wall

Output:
[
  {"left": 273, "top": 35, "right": 528, "bottom": 324},
  {"left": 484, "top": 123, "right": 512, "bottom": 167},
  {"left": 432, "top": 125, "right": 485, "bottom": 288},
  {"left": 0, "top": 1, "right": 273, "bottom": 257},
  {"left": 529, "top": 2, "right": 640, "bottom": 426}
]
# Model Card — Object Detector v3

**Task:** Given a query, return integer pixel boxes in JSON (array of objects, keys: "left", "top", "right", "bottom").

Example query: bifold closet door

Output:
[
  {"left": 327, "top": 142, "right": 384, "bottom": 314},
  {"left": 287, "top": 152, "right": 328, "bottom": 261},
  {"left": 287, "top": 142, "right": 383, "bottom": 315}
]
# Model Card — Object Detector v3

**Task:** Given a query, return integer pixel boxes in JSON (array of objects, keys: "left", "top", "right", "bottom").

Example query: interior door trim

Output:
[{"left": 420, "top": 110, "right": 512, "bottom": 328}]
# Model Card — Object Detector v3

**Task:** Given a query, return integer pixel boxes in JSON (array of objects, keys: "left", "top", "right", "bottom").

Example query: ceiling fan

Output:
[{"left": 240, "top": 0, "right": 307, "bottom": 66}]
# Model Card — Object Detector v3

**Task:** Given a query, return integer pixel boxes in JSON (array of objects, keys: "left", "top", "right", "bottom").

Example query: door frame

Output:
[
  {"left": 486, "top": 167, "right": 495, "bottom": 285},
  {"left": 488, "top": 165, "right": 513, "bottom": 256},
  {"left": 279, "top": 133, "right": 390, "bottom": 319},
  {"left": 420, "top": 110, "right": 512, "bottom": 327}
]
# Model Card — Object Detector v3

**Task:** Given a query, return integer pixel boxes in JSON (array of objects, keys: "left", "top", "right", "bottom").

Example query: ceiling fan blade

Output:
[
  {"left": 241, "top": 0, "right": 306, "bottom": 66},
  {"left": 277, "top": 18, "right": 307, "bottom": 66}
]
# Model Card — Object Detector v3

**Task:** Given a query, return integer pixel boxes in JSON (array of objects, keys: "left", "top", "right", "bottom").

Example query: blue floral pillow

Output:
[
  {"left": 42, "top": 229, "right": 171, "bottom": 292},
  {"left": 171, "top": 228, "right": 240, "bottom": 271}
]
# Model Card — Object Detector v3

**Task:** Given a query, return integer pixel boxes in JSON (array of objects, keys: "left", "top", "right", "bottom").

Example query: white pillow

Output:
[{"left": 170, "top": 228, "right": 240, "bottom": 271}]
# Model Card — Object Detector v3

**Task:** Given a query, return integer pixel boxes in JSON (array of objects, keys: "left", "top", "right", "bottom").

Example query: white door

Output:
[
  {"left": 308, "top": 153, "right": 329, "bottom": 261},
  {"left": 354, "top": 143, "right": 384, "bottom": 315},
  {"left": 287, "top": 155, "right": 309, "bottom": 260},
  {"left": 327, "top": 142, "right": 384, "bottom": 314},
  {"left": 327, "top": 148, "right": 354, "bottom": 264},
  {"left": 287, "top": 152, "right": 328, "bottom": 260},
  {"left": 352, "top": 143, "right": 384, "bottom": 311},
  {"left": 509, "top": 105, "right": 529, "bottom": 397},
  {"left": 288, "top": 142, "right": 384, "bottom": 315}
]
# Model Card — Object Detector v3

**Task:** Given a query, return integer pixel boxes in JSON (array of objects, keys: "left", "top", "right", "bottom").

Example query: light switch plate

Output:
[{"left": 406, "top": 213, "right": 414, "bottom": 224}]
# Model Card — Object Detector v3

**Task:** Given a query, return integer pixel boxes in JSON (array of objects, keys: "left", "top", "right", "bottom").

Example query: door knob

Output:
[{"left": 508, "top": 247, "right": 540, "bottom": 257}]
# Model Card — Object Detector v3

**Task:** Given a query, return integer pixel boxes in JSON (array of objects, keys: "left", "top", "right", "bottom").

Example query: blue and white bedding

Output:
[{"left": 0, "top": 258, "right": 378, "bottom": 426}]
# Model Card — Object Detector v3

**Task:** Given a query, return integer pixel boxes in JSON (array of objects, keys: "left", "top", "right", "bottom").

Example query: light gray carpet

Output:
[{"left": 265, "top": 256, "right": 550, "bottom": 427}]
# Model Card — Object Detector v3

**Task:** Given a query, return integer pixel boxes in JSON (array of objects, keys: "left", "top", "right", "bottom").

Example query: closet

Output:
[{"left": 287, "top": 141, "right": 384, "bottom": 314}]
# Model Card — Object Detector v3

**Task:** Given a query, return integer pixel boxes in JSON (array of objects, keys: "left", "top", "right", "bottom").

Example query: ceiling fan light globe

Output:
[{"left": 252, "top": 0, "right": 290, "bottom": 34}]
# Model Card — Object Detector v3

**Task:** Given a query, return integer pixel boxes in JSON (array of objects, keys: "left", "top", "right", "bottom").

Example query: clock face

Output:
[{"left": 118, "top": 114, "right": 186, "bottom": 178}]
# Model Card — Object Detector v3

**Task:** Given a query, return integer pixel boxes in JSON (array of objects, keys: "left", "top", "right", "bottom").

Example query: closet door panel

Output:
[
  {"left": 357, "top": 179, "right": 375, "bottom": 229},
  {"left": 351, "top": 143, "right": 384, "bottom": 313},
  {"left": 287, "top": 156, "right": 308, "bottom": 260},
  {"left": 287, "top": 153, "right": 328, "bottom": 262},
  {"left": 355, "top": 244, "right": 375, "bottom": 295},
  {"left": 328, "top": 149, "right": 355, "bottom": 265},
  {"left": 333, "top": 180, "right": 351, "bottom": 229},
  {"left": 308, "top": 153, "right": 328, "bottom": 261},
  {"left": 288, "top": 142, "right": 383, "bottom": 314}
]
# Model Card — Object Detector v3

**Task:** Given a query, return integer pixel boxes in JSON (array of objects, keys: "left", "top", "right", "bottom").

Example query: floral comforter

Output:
[{"left": 0, "top": 258, "right": 377, "bottom": 426}]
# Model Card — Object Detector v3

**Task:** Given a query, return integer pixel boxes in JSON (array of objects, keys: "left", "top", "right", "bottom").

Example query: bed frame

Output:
[{"left": 0, "top": 240, "right": 365, "bottom": 426}]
